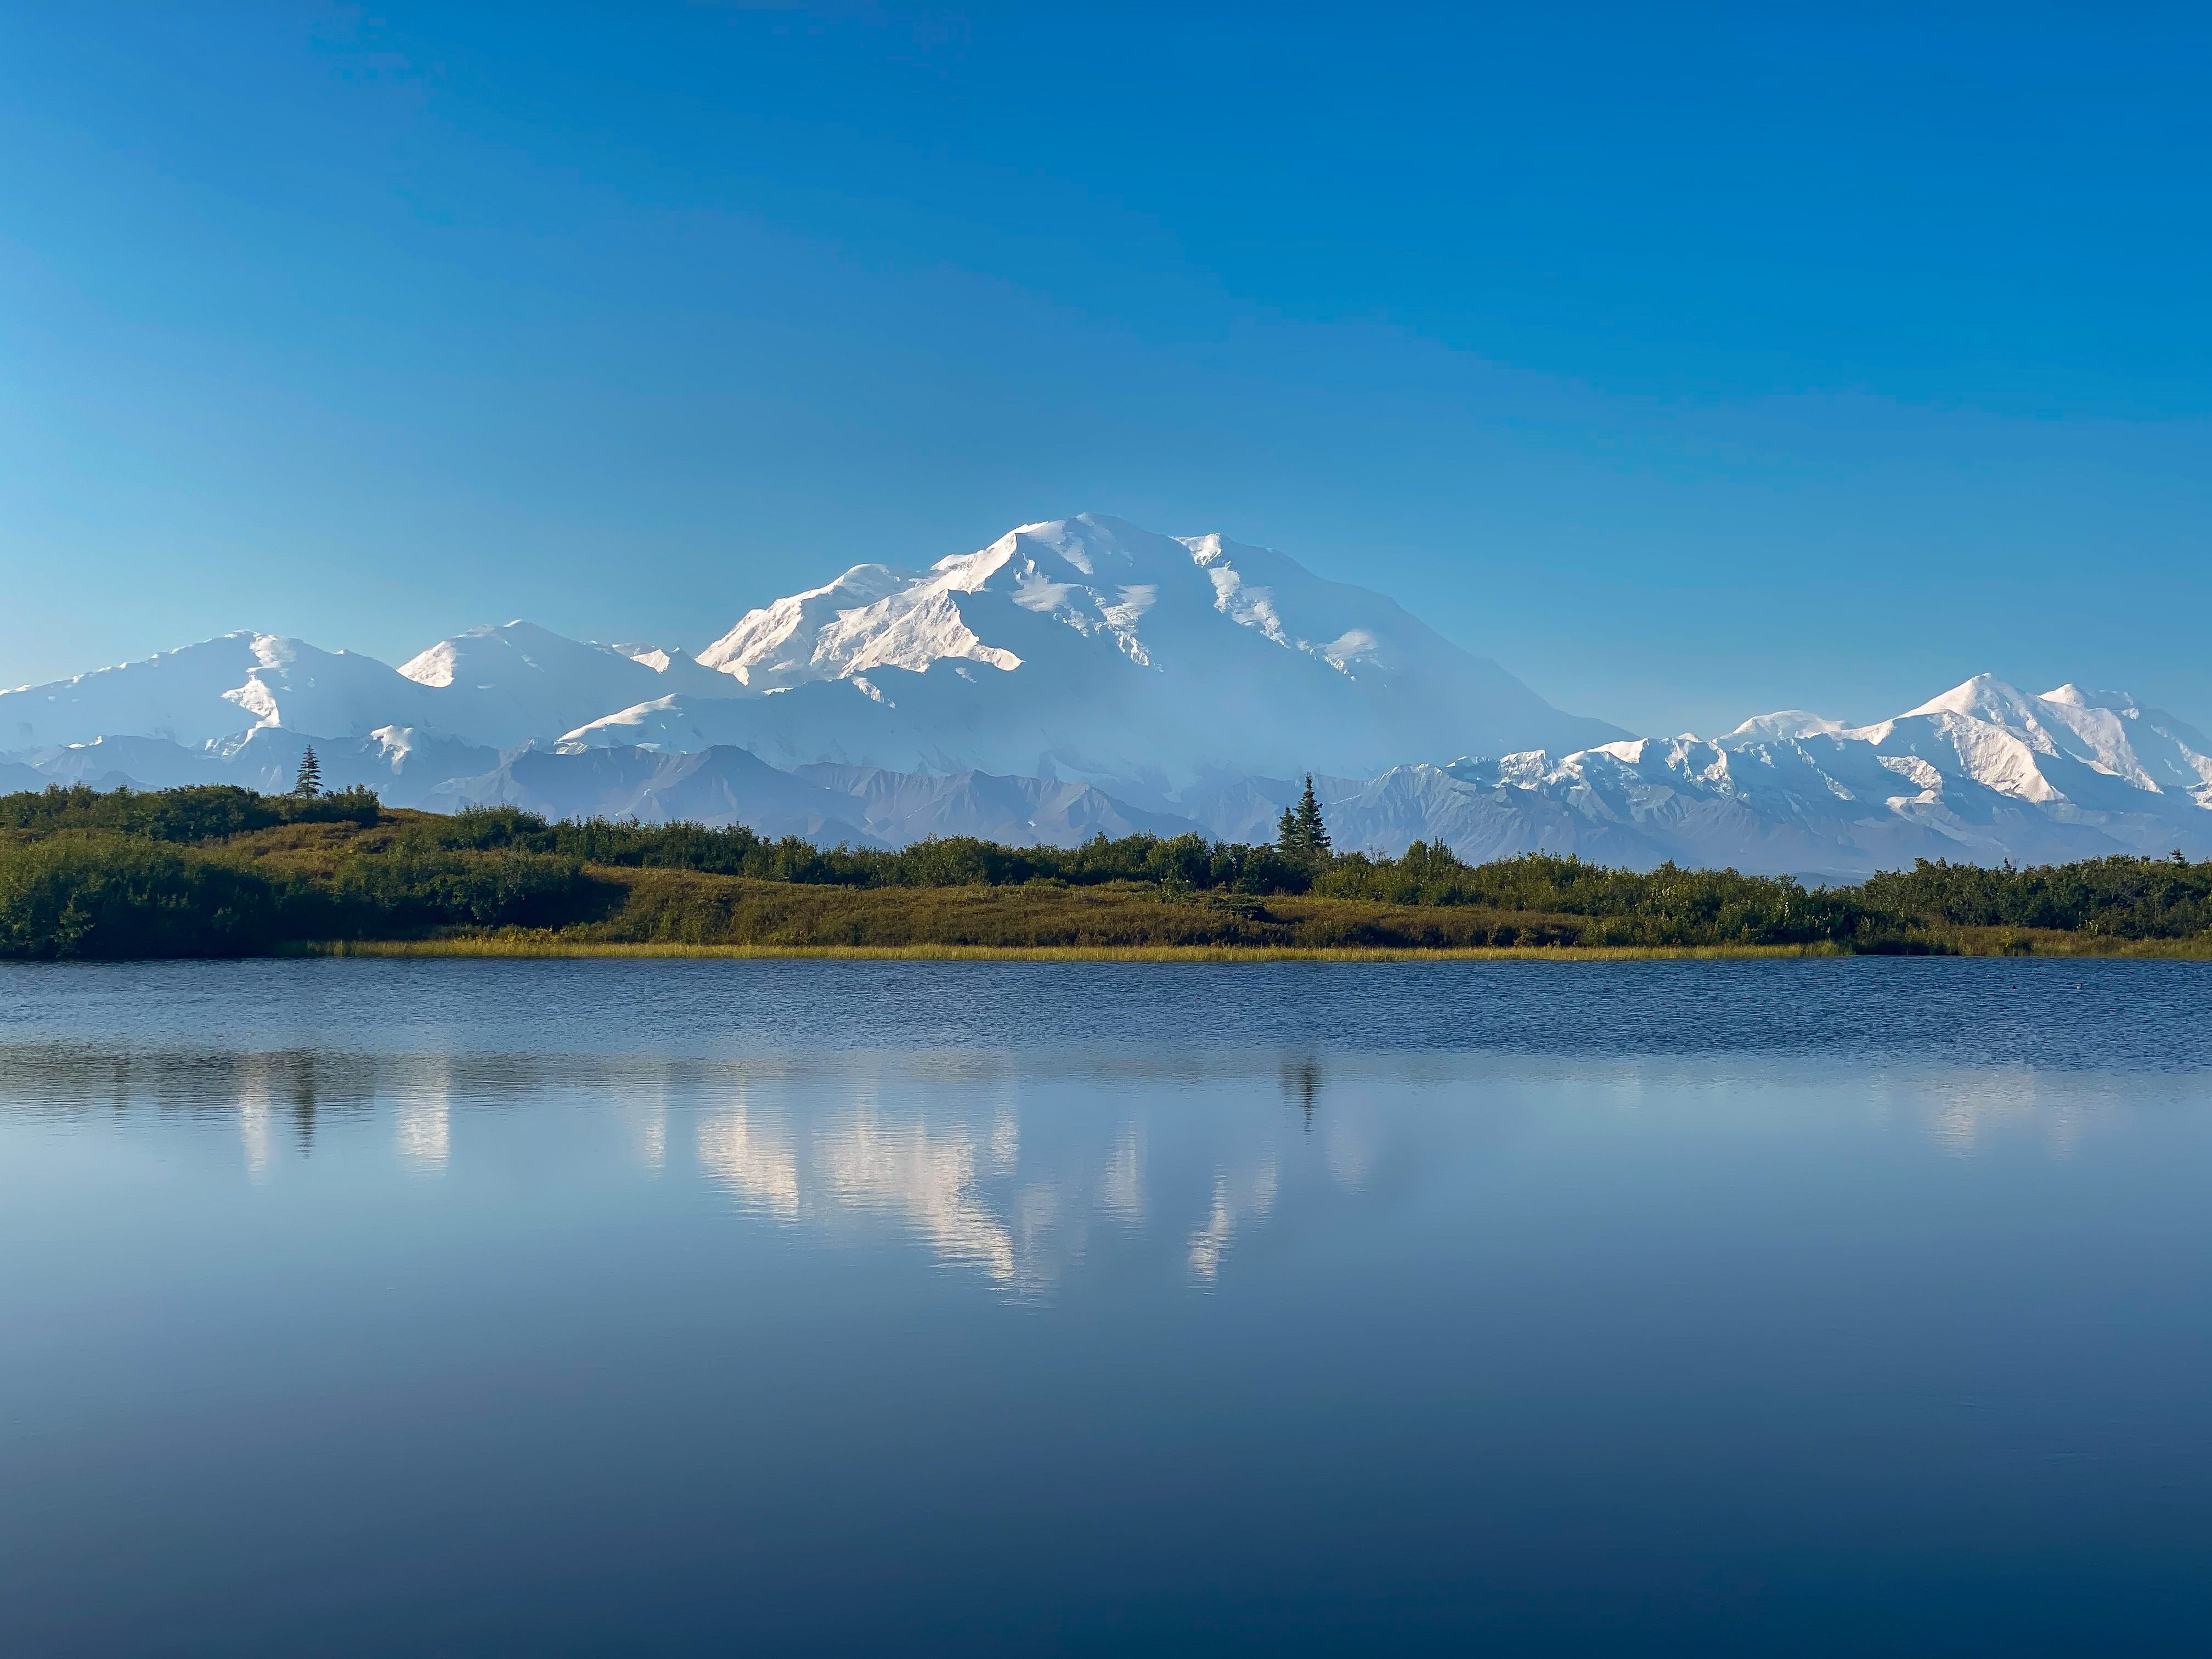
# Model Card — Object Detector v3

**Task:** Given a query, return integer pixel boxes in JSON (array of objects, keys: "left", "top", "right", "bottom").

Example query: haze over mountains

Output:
[{"left": 7, "top": 515, "right": 2210, "bottom": 877}]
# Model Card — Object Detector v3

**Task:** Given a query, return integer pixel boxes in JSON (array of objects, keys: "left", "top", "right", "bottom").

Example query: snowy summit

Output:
[{"left": 4, "top": 515, "right": 2209, "bottom": 876}]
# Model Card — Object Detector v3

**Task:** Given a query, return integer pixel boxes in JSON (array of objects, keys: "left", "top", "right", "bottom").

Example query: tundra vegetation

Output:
[{"left": 2, "top": 782, "right": 2208, "bottom": 959}]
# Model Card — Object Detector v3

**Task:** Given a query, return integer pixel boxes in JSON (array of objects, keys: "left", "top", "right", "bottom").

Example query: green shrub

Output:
[
  {"left": 0, "top": 782, "right": 380, "bottom": 842},
  {"left": 3, "top": 780, "right": 2204, "bottom": 955},
  {"left": 0, "top": 837, "right": 288, "bottom": 958},
  {"left": 328, "top": 850, "right": 610, "bottom": 930},
  {"left": 1860, "top": 854, "right": 2212, "bottom": 939}
]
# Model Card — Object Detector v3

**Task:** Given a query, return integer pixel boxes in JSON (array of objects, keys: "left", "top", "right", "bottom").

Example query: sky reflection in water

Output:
[{"left": 3, "top": 959, "right": 2210, "bottom": 1655}]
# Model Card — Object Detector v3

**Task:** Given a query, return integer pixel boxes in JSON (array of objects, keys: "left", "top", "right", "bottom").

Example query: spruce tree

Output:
[
  {"left": 1275, "top": 775, "right": 1331, "bottom": 865},
  {"left": 292, "top": 745, "right": 322, "bottom": 798},
  {"left": 1294, "top": 774, "right": 1330, "bottom": 859}
]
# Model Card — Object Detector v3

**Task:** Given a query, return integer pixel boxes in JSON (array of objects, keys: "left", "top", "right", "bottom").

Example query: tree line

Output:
[{"left": 1, "top": 780, "right": 2208, "bottom": 957}]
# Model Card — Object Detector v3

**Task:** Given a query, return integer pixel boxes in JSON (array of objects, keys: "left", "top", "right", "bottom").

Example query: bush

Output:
[
  {"left": 328, "top": 850, "right": 610, "bottom": 931},
  {"left": 0, "top": 837, "right": 289, "bottom": 958},
  {"left": 3, "top": 779, "right": 2204, "bottom": 955},
  {"left": 0, "top": 831, "right": 607, "bottom": 956},
  {"left": 0, "top": 782, "right": 380, "bottom": 843},
  {"left": 1314, "top": 845, "right": 1875, "bottom": 945},
  {"left": 1860, "top": 854, "right": 2212, "bottom": 939}
]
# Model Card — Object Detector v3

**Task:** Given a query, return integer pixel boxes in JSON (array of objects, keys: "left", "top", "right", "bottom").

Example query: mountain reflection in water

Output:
[
  {"left": 0, "top": 1029, "right": 2153, "bottom": 1310},
  {"left": 0, "top": 1040, "right": 1381, "bottom": 1301},
  {"left": 6, "top": 960, "right": 2212, "bottom": 1657}
]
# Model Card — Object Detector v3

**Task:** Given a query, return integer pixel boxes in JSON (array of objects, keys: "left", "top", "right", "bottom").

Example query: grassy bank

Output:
[
  {"left": 291, "top": 930, "right": 2212, "bottom": 961},
  {"left": 292, "top": 936, "right": 1858, "bottom": 963},
  {"left": 5, "top": 782, "right": 2210, "bottom": 960}
]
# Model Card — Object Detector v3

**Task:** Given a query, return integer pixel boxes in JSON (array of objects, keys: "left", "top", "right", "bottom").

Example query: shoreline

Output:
[
  {"left": 283, "top": 936, "right": 2212, "bottom": 963},
  {"left": 292, "top": 939, "right": 1848, "bottom": 962}
]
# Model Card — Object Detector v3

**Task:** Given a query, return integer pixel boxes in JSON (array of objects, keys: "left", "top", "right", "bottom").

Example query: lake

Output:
[{"left": 4, "top": 957, "right": 2210, "bottom": 1655}]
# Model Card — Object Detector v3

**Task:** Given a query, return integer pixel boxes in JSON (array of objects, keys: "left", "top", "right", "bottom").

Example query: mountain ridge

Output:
[
  {"left": 5, "top": 516, "right": 2209, "bottom": 877},
  {"left": 2, "top": 516, "right": 1615, "bottom": 776}
]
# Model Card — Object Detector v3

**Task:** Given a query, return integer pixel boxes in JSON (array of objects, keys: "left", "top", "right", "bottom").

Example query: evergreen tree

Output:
[
  {"left": 1293, "top": 775, "right": 1330, "bottom": 859},
  {"left": 1276, "top": 775, "right": 1332, "bottom": 865},
  {"left": 292, "top": 746, "right": 322, "bottom": 799}
]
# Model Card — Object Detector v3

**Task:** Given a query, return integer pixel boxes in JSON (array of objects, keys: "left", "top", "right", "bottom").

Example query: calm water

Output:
[{"left": 4, "top": 958, "right": 2211, "bottom": 1656}]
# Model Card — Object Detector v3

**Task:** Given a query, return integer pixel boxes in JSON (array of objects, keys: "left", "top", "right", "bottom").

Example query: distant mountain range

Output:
[{"left": 6, "top": 515, "right": 2209, "bottom": 877}]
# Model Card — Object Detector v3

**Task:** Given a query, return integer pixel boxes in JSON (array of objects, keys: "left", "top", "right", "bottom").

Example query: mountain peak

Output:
[
  {"left": 2040, "top": 684, "right": 2140, "bottom": 715},
  {"left": 1901, "top": 672, "right": 2036, "bottom": 723},
  {"left": 1722, "top": 709, "right": 1848, "bottom": 744},
  {"left": 7, "top": 599, "right": 2209, "bottom": 874},
  {"left": 663, "top": 514, "right": 1626, "bottom": 779}
]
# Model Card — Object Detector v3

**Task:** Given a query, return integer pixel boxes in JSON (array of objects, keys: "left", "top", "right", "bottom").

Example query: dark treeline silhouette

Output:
[{"left": 2, "top": 782, "right": 2208, "bottom": 957}]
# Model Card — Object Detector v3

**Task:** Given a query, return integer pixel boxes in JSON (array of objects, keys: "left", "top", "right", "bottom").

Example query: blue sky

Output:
[{"left": 3, "top": 2, "right": 2208, "bottom": 736}]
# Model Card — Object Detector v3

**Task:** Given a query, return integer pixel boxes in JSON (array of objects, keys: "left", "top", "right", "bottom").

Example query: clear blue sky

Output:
[{"left": 4, "top": 2, "right": 2208, "bottom": 736}]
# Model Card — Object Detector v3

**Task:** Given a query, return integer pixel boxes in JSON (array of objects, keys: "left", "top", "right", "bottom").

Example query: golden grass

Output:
[
  {"left": 285, "top": 930, "right": 2212, "bottom": 962},
  {"left": 296, "top": 936, "right": 1853, "bottom": 963},
  {"left": 1924, "top": 926, "right": 2212, "bottom": 959}
]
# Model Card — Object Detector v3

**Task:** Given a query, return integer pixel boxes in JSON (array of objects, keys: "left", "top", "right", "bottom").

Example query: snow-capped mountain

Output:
[
  {"left": 0, "top": 633, "right": 444, "bottom": 751},
  {"left": 5, "top": 510, "right": 2210, "bottom": 876},
  {"left": 1, "top": 516, "right": 1613, "bottom": 783},
  {"left": 0, "top": 625, "right": 722, "bottom": 754},
  {"left": 574, "top": 515, "right": 1625, "bottom": 782},
  {"left": 1300, "top": 675, "right": 2212, "bottom": 876},
  {"left": 397, "top": 621, "right": 736, "bottom": 748}
]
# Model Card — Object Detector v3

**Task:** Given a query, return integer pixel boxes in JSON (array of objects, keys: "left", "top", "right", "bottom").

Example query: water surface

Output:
[{"left": 4, "top": 959, "right": 2210, "bottom": 1655}]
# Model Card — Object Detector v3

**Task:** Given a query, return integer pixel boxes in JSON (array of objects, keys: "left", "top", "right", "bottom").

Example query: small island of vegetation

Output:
[{"left": 2, "top": 777, "right": 2209, "bottom": 961}]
